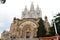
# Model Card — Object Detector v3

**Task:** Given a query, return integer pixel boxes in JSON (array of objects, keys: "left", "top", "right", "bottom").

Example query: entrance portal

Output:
[{"left": 26, "top": 32, "right": 31, "bottom": 38}]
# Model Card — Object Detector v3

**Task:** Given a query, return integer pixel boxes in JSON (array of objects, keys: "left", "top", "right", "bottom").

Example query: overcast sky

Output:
[{"left": 0, "top": 0, "right": 60, "bottom": 37}]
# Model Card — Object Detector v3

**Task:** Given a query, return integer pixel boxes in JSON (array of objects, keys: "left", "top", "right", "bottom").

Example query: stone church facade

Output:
[
  {"left": 0, "top": 3, "right": 50, "bottom": 40},
  {"left": 10, "top": 18, "right": 39, "bottom": 38}
]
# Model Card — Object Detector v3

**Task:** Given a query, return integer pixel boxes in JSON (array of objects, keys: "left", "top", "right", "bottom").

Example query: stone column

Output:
[
  {"left": 20, "top": 29, "right": 22, "bottom": 38},
  {"left": 30, "top": 30, "right": 33, "bottom": 38}
]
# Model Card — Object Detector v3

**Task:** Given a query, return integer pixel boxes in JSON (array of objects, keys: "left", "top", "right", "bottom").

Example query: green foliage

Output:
[
  {"left": 49, "top": 13, "right": 60, "bottom": 36},
  {"left": 55, "top": 13, "right": 60, "bottom": 35},
  {"left": 49, "top": 22, "right": 55, "bottom": 36},
  {"left": 37, "top": 18, "right": 46, "bottom": 37}
]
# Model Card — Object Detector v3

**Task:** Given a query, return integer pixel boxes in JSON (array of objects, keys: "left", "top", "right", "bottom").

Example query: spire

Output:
[
  {"left": 36, "top": 5, "right": 42, "bottom": 18},
  {"left": 21, "top": 6, "right": 28, "bottom": 19},
  {"left": 24, "top": 6, "right": 28, "bottom": 11},
  {"left": 36, "top": 5, "right": 40, "bottom": 13},
  {"left": 36, "top": 5, "right": 41, "bottom": 12},
  {"left": 30, "top": 2, "right": 34, "bottom": 11},
  {"left": 36, "top": 5, "right": 40, "bottom": 10}
]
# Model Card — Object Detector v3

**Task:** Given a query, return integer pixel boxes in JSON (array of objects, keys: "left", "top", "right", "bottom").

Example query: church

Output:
[{"left": 0, "top": 3, "right": 50, "bottom": 40}]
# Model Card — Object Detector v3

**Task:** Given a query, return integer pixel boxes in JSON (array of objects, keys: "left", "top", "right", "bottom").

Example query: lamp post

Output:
[{"left": 53, "top": 16, "right": 58, "bottom": 40}]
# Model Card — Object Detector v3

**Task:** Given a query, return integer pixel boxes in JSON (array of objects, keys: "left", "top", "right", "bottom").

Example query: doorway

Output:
[{"left": 26, "top": 32, "right": 31, "bottom": 38}]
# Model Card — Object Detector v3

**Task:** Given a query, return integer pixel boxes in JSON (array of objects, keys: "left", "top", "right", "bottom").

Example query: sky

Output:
[{"left": 0, "top": 0, "right": 60, "bottom": 37}]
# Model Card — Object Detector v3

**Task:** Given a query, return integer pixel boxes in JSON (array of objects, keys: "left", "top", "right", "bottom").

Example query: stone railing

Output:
[
  {"left": 39, "top": 36, "right": 60, "bottom": 40},
  {"left": 13, "top": 38, "right": 39, "bottom": 40}
]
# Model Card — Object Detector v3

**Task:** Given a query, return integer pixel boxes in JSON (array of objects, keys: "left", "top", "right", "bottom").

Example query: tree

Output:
[
  {"left": 49, "top": 13, "right": 60, "bottom": 36},
  {"left": 37, "top": 18, "right": 46, "bottom": 37},
  {"left": 49, "top": 20, "right": 55, "bottom": 36},
  {"left": 54, "top": 13, "right": 60, "bottom": 35}
]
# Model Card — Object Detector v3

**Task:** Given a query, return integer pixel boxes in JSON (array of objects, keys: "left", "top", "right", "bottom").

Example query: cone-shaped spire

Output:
[
  {"left": 21, "top": 6, "right": 28, "bottom": 18},
  {"left": 36, "top": 5, "right": 41, "bottom": 12},
  {"left": 24, "top": 6, "right": 28, "bottom": 11},
  {"left": 36, "top": 5, "right": 40, "bottom": 10},
  {"left": 35, "top": 5, "right": 42, "bottom": 18},
  {"left": 36, "top": 5, "right": 40, "bottom": 13},
  {"left": 30, "top": 2, "right": 34, "bottom": 11}
]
